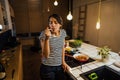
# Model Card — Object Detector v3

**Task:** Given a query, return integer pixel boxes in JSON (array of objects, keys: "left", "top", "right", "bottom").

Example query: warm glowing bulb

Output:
[
  {"left": 54, "top": 1, "right": 58, "bottom": 6},
  {"left": 67, "top": 11, "right": 73, "bottom": 20},
  {"left": 0, "top": 24, "right": 3, "bottom": 30},
  {"left": 96, "top": 21, "right": 100, "bottom": 30},
  {"left": 47, "top": 7, "right": 50, "bottom": 12}
]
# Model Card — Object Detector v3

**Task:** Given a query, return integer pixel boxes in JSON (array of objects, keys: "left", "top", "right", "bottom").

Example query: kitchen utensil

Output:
[{"left": 73, "top": 53, "right": 89, "bottom": 62}]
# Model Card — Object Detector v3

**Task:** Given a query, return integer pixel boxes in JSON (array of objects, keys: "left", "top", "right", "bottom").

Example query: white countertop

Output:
[{"left": 67, "top": 43, "right": 120, "bottom": 80}]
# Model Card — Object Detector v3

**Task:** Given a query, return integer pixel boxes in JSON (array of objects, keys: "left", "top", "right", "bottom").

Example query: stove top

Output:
[{"left": 65, "top": 55, "right": 95, "bottom": 68}]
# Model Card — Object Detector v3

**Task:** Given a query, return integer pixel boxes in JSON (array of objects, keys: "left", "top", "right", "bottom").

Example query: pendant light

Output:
[
  {"left": 54, "top": 0, "right": 58, "bottom": 6},
  {"left": 96, "top": 0, "right": 101, "bottom": 46},
  {"left": 0, "top": 24, "right": 3, "bottom": 31},
  {"left": 96, "top": 0, "right": 101, "bottom": 30},
  {"left": 67, "top": 0, "right": 73, "bottom": 20},
  {"left": 47, "top": 0, "right": 50, "bottom": 12},
  {"left": 47, "top": 7, "right": 50, "bottom": 12}
]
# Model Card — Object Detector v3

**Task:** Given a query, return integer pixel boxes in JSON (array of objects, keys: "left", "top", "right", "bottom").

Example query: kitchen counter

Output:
[
  {"left": 0, "top": 44, "right": 23, "bottom": 80},
  {"left": 67, "top": 43, "right": 120, "bottom": 80}
]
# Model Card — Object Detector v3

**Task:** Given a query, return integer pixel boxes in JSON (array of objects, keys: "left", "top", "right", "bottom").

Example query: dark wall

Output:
[{"left": 11, "top": 0, "right": 72, "bottom": 38}]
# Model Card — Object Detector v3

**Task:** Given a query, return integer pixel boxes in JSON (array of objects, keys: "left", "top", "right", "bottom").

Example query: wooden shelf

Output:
[{"left": 78, "top": 5, "right": 87, "bottom": 40}]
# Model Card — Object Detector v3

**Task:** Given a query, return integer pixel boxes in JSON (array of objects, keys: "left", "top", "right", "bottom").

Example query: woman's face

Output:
[{"left": 49, "top": 17, "right": 61, "bottom": 33}]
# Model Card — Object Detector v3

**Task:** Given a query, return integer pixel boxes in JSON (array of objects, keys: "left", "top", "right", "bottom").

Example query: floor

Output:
[
  {"left": 21, "top": 38, "right": 73, "bottom": 80},
  {"left": 22, "top": 45, "right": 41, "bottom": 80}
]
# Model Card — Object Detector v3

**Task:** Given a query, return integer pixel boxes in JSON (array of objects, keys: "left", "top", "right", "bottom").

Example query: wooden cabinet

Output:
[
  {"left": 0, "top": 1, "right": 5, "bottom": 26},
  {"left": 0, "top": 0, "right": 15, "bottom": 33},
  {"left": 0, "top": 45, "right": 23, "bottom": 80}
]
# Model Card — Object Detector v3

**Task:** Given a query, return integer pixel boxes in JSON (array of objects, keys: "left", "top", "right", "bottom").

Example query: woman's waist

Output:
[
  {"left": 42, "top": 58, "right": 62, "bottom": 66},
  {"left": 41, "top": 63, "right": 62, "bottom": 67}
]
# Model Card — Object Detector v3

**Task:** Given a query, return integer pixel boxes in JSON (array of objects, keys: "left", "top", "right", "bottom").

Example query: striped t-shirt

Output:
[{"left": 39, "top": 29, "right": 67, "bottom": 66}]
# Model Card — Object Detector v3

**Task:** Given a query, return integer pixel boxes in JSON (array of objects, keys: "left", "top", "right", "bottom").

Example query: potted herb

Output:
[{"left": 97, "top": 46, "right": 111, "bottom": 61}]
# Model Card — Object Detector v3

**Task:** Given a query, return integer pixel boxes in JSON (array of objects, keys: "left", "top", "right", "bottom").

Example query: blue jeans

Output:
[{"left": 40, "top": 64, "right": 65, "bottom": 80}]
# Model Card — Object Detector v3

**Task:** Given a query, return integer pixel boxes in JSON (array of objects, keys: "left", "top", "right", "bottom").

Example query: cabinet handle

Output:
[{"left": 12, "top": 69, "right": 15, "bottom": 80}]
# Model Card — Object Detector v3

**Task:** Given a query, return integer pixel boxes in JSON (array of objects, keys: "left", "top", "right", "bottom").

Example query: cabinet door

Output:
[{"left": 0, "top": 2, "right": 4, "bottom": 25}]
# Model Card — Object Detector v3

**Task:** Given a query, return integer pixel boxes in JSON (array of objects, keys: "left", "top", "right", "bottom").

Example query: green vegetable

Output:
[{"left": 69, "top": 39, "right": 82, "bottom": 48}]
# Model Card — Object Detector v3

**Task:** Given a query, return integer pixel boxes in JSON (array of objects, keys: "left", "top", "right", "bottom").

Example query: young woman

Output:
[{"left": 39, "top": 14, "right": 70, "bottom": 80}]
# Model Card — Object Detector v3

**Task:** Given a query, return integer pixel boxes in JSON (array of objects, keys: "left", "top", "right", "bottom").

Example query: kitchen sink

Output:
[{"left": 80, "top": 65, "right": 120, "bottom": 80}]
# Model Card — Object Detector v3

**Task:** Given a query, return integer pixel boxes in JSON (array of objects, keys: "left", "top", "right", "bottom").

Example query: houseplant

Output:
[{"left": 97, "top": 46, "right": 111, "bottom": 61}]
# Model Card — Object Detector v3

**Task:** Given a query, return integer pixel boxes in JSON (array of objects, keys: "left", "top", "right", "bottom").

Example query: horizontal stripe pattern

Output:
[{"left": 39, "top": 29, "right": 66, "bottom": 66}]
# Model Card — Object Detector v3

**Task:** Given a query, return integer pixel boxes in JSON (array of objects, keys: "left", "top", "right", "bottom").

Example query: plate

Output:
[
  {"left": 73, "top": 53, "right": 89, "bottom": 62},
  {"left": 0, "top": 72, "right": 6, "bottom": 79}
]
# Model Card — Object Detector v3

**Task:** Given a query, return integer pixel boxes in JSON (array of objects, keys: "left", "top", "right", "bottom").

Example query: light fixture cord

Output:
[
  {"left": 97, "top": 0, "right": 101, "bottom": 46},
  {"left": 69, "top": 0, "right": 71, "bottom": 11},
  {"left": 98, "top": 0, "right": 101, "bottom": 22}
]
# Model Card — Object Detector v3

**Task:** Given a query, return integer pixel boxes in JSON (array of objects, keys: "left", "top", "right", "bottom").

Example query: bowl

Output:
[
  {"left": 69, "top": 39, "right": 82, "bottom": 48},
  {"left": 0, "top": 72, "right": 6, "bottom": 79}
]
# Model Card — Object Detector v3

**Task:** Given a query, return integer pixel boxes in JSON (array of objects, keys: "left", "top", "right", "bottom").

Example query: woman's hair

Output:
[{"left": 48, "top": 14, "right": 63, "bottom": 25}]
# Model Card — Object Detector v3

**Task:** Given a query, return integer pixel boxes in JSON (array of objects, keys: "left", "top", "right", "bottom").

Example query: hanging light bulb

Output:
[
  {"left": 54, "top": 0, "right": 58, "bottom": 6},
  {"left": 96, "top": 0, "right": 101, "bottom": 30},
  {"left": 47, "top": 0, "right": 50, "bottom": 12},
  {"left": 47, "top": 7, "right": 50, "bottom": 12},
  {"left": 67, "top": 11, "right": 73, "bottom": 20},
  {"left": 0, "top": 24, "right": 3, "bottom": 31},
  {"left": 67, "top": 0, "right": 73, "bottom": 20},
  {"left": 96, "top": 18, "right": 100, "bottom": 30}
]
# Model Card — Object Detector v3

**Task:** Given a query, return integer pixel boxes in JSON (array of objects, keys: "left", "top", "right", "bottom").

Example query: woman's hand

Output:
[
  {"left": 62, "top": 62, "right": 70, "bottom": 72},
  {"left": 44, "top": 27, "right": 51, "bottom": 38}
]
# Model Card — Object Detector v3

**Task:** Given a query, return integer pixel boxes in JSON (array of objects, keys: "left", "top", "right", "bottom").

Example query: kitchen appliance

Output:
[{"left": 65, "top": 55, "right": 95, "bottom": 68}]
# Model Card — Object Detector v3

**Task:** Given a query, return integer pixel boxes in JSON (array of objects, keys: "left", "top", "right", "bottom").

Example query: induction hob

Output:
[{"left": 65, "top": 54, "right": 95, "bottom": 68}]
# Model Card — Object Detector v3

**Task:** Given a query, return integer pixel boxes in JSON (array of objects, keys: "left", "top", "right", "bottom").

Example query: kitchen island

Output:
[{"left": 66, "top": 43, "right": 120, "bottom": 80}]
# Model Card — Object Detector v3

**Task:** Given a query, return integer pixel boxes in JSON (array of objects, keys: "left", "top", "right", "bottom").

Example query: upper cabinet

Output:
[
  {"left": 0, "top": 0, "right": 7, "bottom": 28},
  {"left": 0, "top": 0, "right": 15, "bottom": 35}
]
